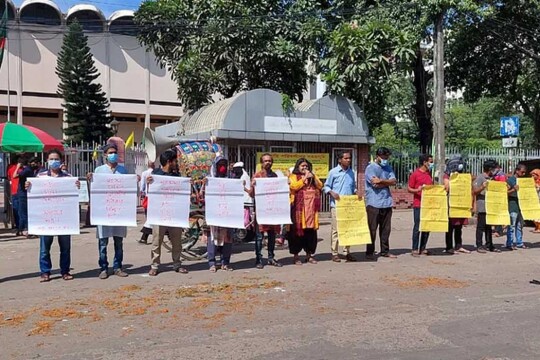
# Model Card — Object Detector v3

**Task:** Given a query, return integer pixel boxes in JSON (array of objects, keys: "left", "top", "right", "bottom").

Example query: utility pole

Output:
[{"left": 433, "top": 12, "right": 445, "bottom": 184}]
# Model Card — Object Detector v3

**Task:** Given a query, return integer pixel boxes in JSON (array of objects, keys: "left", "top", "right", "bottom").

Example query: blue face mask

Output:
[
  {"left": 48, "top": 159, "right": 61, "bottom": 170},
  {"left": 428, "top": 163, "right": 434, "bottom": 171},
  {"left": 380, "top": 159, "right": 388, "bottom": 167},
  {"left": 107, "top": 153, "right": 119, "bottom": 163}
]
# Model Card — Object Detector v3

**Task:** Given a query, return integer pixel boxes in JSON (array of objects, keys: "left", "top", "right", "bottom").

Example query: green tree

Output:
[
  {"left": 56, "top": 21, "right": 111, "bottom": 143},
  {"left": 134, "top": 0, "right": 324, "bottom": 110}
]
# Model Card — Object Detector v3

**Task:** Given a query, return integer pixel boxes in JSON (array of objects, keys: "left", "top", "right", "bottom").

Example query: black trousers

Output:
[
  {"left": 366, "top": 206, "right": 392, "bottom": 256},
  {"left": 476, "top": 213, "right": 493, "bottom": 249},
  {"left": 445, "top": 221, "right": 463, "bottom": 250},
  {"left": 288, "top": 229, "right": 317, "bottom": 255}
]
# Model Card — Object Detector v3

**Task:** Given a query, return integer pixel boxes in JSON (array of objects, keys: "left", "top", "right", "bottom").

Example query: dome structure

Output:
[
  {"left": 19, "top": 0, "right": 62, "bottom": 26},
  {"left": 108, "top": 10, "right": 137, "bottom": 36},
  {"left": 66, "top": 4, "right": 106, "bottom": 32}
]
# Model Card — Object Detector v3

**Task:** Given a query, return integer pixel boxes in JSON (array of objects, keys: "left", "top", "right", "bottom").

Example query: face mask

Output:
[
  {"left": 380, "top": 159, "right": 388, "bottom": 167},
  {"left": 48, "top": 160, "right": 61, "bottom": 170},
  {"left": 428, "top": 163, "right": 434, "bottom": 171},
  {"left": 107, "top": 153, "right": 119, "bottom": 163},
  {"left": 457, "top": 164, "right": 464, "bottom": 172}
]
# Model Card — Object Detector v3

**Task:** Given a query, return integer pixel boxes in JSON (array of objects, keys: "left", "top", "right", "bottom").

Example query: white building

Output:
[{"left": 0, "top": 0, "right": 182, "bottom": 143}]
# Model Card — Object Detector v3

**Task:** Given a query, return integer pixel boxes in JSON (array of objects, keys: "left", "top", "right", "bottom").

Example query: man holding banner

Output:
[
  {"left": 408, "top": 154, "right": 433, "bottom": 256},
  {"left": 506, "top": 164, "right": 527, "bottom": 250},
  {"left": 473, "top": 160, "right": 500, "bottom": 253}
]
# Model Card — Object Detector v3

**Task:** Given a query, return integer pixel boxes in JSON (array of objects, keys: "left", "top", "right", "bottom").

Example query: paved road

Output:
[{"left": 2, "top": 210, "right": 540, "bottom": 360}]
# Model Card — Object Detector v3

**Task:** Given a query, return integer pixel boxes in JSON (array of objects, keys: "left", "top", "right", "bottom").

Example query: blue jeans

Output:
[
  {"left": 40, "top": 235, "right": 71, "bottom": 275},
  {"left": 99, "top": 237, "right": 124, "bottom": 271},
  {"left": 17, "top": 193, "right": 28, "bottom": 232},
  {"left": 207, "top": 242, "right": 233, "bottom": 267},
  {"left": 12, "top": 194, "right": 20, "bottom": 229},
  {"left": 255, "top": 229, "right": 276, "bottom": 263},
  {"left": 506, "top": 212, "right": 523, "bottom": 247},
  {"left": 412, "top": 208, "right": 430, "bottom": 251}
]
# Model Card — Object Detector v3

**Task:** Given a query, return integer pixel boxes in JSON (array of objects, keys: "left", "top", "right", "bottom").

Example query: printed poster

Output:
[
  {"left": 90, "top": 173, "right": 138, "bottom": 226},
  {"left": 205, "top": 178, "right": 245, "bottom": 228},
  {"left": 28, "top": 177, "right": 80, "bottom": 235},
  {"left": 256, "top": 152, "right": 330, "bottom": 178},
  {"left": 335, "top": 196, "right": 371, "bottom": 246},
  {"left": 517, "top": 178, "right": 540, "bottom": 220},
  {"left": 147, "top": 175, "right": 191, "bottom": 227},
  {"left": 254, "top": 177, "right": 292, "bottom": 225},
  {"left": 420, "top": 185, "right": 449, "bottom": 232},
  {"left": 486, "top": 180, "right": 511, "bottom": 225},
  {"left": 449, "top": 173, "right": 472, "bottom": 219}
]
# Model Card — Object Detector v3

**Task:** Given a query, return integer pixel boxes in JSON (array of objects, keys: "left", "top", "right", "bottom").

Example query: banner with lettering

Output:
[
  {"left": 486, "top": 180, "right": 511, "bottom": 225},
  {"left": 28, "top": 177, "right": 80, "bottom": 235},
  {"left": 420, "top": 185, "right": 449, "bottom": 232},
  {"left": 336, "top": 196, "right": 371, "bottom": 245},
  {"left": 78, "top": 179, "right": 89, "bottom": 203},
  {"left": 90, "top": 174, "right": 138, "bottom": 226},
  {"left": 517, "top": 178, "right": 540, "bottom": 220},
  {"left": 254, "top": 177, "right": 292, "bottom": 225},
  {"left": 147, "top": 175, "right": 191, "bottom": 227},
  {"left": 256, "top": 152, "right": 330, "bottom": 178},
  {"left": 449, "top": 173, "right": 472, "bottom": 219},
  {"left": 205, "top": 178, "right": 245, "bottom": 228}
]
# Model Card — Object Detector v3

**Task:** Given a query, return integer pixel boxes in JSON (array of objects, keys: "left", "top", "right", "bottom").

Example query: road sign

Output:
[
  {"left": 500, "top": 116, "right": 520, "bottom": 136},
  {"left": 502, "top": 137, "right": 518, "bottom": 148}
]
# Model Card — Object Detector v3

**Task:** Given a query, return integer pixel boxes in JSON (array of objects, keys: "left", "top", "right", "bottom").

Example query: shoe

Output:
[
  {"left": 175, "top": 267, "right": 188, "bottom": 274},
  {"left": 365, "top": 254, "right": 376, "bottom": 261},
  {"left": 505, "top": 246, "right": 514, "bottom": 251},
  {"left": 148, "top": 268, "right": 159, "bottom": 276},
  {"left": 489, "top": 248, "right": 501, "bottom": 253},
  {"left": 137, "top": 238, "right": 148, "bottom": 244},
  {"left": 62, "top": 273, "right": 74, "bottom": 281},
  {"left": 255, "top": 262, "right": 264, "bottom": 269},
  {"left": 444, "top": 249, "right": 455, "bottom": 255},
  {"left": 345, "top": 254, "right": 357, "bottom": 262},
  {"left": 99, "top": 270, "right": 109, "bottom": 279},
  {"left": 420, "top": 249, "right": 431, "bottom": 255},
  {"left": 411, "top": 250, "right": 420, "bottom": 257},
  {"left": 517, "top": 245, "right": 528, "bottom": 249},
  {"left": 332, "top": 255, "right": 341, "bottom": 262},
  {"left": 268, "top": 259, "right": 283, "bottom": 267},
  {"left": 476, "top": 247, "right": 487, "bottom": 253},
  {"left": 114, "top": 269, "right": 129, "bottom": 277}
]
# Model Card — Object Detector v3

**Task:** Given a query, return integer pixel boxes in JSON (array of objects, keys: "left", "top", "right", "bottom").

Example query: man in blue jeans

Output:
[{"left": 506, "top": 164, "right": 527, "bottom": 250}]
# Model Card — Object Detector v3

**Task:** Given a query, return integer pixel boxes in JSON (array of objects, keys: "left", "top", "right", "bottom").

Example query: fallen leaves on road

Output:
[
  {"left": 384, "top": 275, "right": 469, "bottom": 289},
  {"left": 28, "top": 321, "right": 54, "bottom": 336}
]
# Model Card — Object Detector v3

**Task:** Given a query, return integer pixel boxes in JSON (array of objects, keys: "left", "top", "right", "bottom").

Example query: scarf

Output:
[{"left": 293, "top": 175, "right": 321, "bottom": 236}]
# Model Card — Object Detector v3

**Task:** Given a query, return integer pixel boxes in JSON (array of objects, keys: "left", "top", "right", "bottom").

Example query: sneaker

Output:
[
  {"left": 114, "top": 269, "right": 129, "bottom": 277},
  {"left": 99, "top": 270, "right": 109, "bottom": 279},
  {"left": 476, "top": 247, "right": 487, "bottom": 253}
]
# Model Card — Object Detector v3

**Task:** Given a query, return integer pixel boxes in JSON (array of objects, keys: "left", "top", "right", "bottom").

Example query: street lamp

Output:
[{"left": 109, "top": 118, "right": 120, "bottom": 136}]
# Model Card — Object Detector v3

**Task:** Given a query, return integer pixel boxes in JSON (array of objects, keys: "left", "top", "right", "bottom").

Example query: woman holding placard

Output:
[{"left": 288, "top": 158, "right": 323, "bottom": 265}]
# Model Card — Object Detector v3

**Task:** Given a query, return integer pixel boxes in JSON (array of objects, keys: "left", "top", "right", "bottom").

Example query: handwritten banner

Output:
[
  {"left": 486, "top": 180, "right": 511, "bottom": 225},
  {"left": 255, "top": 177, "right": 292, "bottom": 225},
  {"left": 336, "top": 196, "right": 371, "bottom": 245},
  {"left": 517, "top": 178, "right": 540, "bottom": 220},
  {"left": 205, "top": 178, "right": 245, "bottom": 228},
  {"left": 256, "top": 152, "right": 330, "bottom": 178},
  {"left": 449, "top": 173, "right": 472, "bottom": 219},
  {"left": 90, "top": 174, "right": 138, "bottom": 226},
  {"left": 28, "top": 177, "right": 80, "bottom": 235},
  {"left": 147, "top": 175, "right": 191, "bottom": 227},
  {"left": 420, "top": 185, "right": 449, "bottom": 232},
  {"left": 78, "top": 179, "right": 89, "bottom": 203}
]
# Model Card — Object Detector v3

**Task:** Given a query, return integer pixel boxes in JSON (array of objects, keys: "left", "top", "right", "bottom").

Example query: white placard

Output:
[
  {"left": 78, "top": 179, "right": 89, "bottom": 203},
  {"left": 28, "top": 177, "right": 80, "bottom": 235},
  {"left": 254, "top": 177, "right": 292, "bottom": 225},
  {"left": 90, "top": 174, "right": 138, "bottom": 226},
  {"left": 264, "top": 116, "right": 337, "bottom": 135},
  {"left": 205, "top": 178, "right": 245, "bottom": 228},
  {"left": 147, "top": 175, "right": 191, "bottom": 227}
]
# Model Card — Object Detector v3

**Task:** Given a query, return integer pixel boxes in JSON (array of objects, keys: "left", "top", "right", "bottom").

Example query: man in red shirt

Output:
[
  {"left": 408, "top": 154, "right": 433, "bottom": 256},
  {"left": 6, "top": 155, "right": 22, "bottom": 234}
]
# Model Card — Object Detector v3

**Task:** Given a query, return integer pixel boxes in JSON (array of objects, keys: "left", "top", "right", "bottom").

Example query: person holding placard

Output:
[
  {"left": 408, "top": 154, "right": 434, "bottom": 256},
  {"left": 473, "top": 160, "right": 500, "bottom": 253},
  {"left": 28, "top": 149, "right": 79, "bottom": 282},
  {"left": 90, "top": 144, "right": 130, "bottom": 279},
  {"left": 289, "top": 158, "right": 323, "bottom": 265},
  {"left": 138, "top": 160, "right": 155, "bottom": 244},
  {"left": 506, "top": 164, "right": 527, "bottom": 250},
  {"left": 147, "top": 150, "right": 188, "bottom": 276},
  {"left": 13, "top": 156, "right": 38, "bottom": 238},
  {"left": 249, "top": 153, "right": 283, "bottom": 269}
]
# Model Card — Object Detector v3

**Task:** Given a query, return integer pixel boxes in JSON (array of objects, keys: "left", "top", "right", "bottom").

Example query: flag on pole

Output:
[
  {"left": 92, "top": 146, "right": 98, "bottom": 161},
  {"left": 125, "top": 131, "right": 134, "bottom": 149},
  {"left": 0, "top": 7, "right": 8, "bottom": 69}
]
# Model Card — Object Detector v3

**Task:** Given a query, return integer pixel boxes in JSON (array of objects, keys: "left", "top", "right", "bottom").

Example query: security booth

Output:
[{"left": 155, "top": 89, "right": 374, "bottom": 212}]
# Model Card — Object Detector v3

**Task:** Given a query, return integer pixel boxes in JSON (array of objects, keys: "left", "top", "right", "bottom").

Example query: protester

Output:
[
  {"left": 506, "top": 164, "right": 527, "bottom": 250},
  {"left": 28, "top": 149, "right": 79, "bottom": 282},
  {"left": 323, "top": 151, "right": 358, "bottom": 262},
  {"left": 90, "top": 144, "right": 130, "bottom": 279},
  {"left": 289, "top": 158, "right": 323, "bottom": 265},
  {"left": 205, "top": 156, "right": 235, "bottom": 272},
  {"left": 138, "top": 160, "right": 155, "bottom": 244},
  {"left": 473, "top": 160, "right": 501, "bottom": 253},
  {"left": 249, "top": 153, "right": 283, "bottom": 269},
  {"left": 231, "top": 162, "right": 254, "bottom": 240},
  {"left": 365, "top": 147, "right": 398, "bottom": 259},
  {"left": 147, "top": 149, "right": 188, "bottom": 276},
  {"left": 530, "top": 169, "right": 540, "bottom": 233},
  {"left": 407, "top": 154, "right": 434, "bottom": 256},
  {"left": 443, "top": 156, "right": 471, "bottom": 254},
  {"left": 492, "top": 163, "right": 508, "bottom": 237},
  {"left": 7, "top": 155, "right": 22, "bottom": 235},
  {"left": 13, "top": 156, "right": 38, "bottom": 238}
]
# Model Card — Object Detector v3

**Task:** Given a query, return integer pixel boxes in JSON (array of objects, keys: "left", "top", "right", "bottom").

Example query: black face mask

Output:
[{"left": 232, "top": 168, "right": 243, "bottom": 177}]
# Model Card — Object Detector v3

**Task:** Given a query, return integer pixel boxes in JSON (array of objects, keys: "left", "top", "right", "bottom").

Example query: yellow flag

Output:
[
  {"left": 486, "top": 181, "right": 510, "bottom": 225},
  {"left": 92, "top": 146, "right": 98, "bottom": 161},
  {"left": 517, "top": 178, "right": 540, "bottom": 220},
  {"left": 336, "top": 196, "right": 371, "bottom": 246},
  {"left": 420, "top": 185, "right": 449, "bottom": 232},
  {"left": 125, "top": 131, "right": 135, "bottom": 149},
  {"left": 449, "top": 173, "right": 472, "bottom": 218}
]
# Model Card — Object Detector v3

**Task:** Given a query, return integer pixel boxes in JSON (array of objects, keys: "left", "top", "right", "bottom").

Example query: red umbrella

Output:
[{"left": 0, "top": 122, "right": 64, "bottom": 152}]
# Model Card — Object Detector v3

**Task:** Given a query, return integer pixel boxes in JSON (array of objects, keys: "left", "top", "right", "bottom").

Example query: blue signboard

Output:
[{"left": 500, "top": 116, "right": 520, "bottom": 136}]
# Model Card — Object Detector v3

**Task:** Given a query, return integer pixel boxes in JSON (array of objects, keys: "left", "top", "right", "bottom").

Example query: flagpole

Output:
[{"left": 5, "top": 0, "right": 10, "bottom": 122}]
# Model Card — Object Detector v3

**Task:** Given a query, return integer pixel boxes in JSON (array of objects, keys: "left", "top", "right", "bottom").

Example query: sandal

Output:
[
  {"left": 209, "top": 266, "right": 217, "bottom": 273},
  {"left": 307, "top": 257, "right": 318, "bottom": 264},
  {"left": 175, "top": 267, "right": 189, "bottom": 274},
  {"left": 456, "top": 247, "right": 471, "bottom": 254},
  {"left": 62, "top": 273, "right": 74, "bottom": 281},
  {"left": 222, "top": 265, "right": 233, "bottom": 271},
  {"left": 40, "top": 274, "right": 50, "bottom": 282},
  {"left": 148, "top": 268, "right": 159, "bottom": 276},
  {"left": 293, "top": 255, "right": 302, "bottom": 265}
]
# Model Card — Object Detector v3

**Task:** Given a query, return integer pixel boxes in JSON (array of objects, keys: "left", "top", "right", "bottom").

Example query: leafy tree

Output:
[
  {"left": 135, "top": 0, "right": 324, "bottom": 110},
  {"left": 56, "top": 21, "right": 110, "bottom": 143}
]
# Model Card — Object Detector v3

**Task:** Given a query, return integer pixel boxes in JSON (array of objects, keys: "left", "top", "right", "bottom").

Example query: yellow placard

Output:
[
  {"left": 420, "top": 185, "right": 449, "bottom": 232},
  {"left": 257, "top": 152, "right": 330, "bottom": 178},
  {"left": 517, "top": 178, "right": 540, "bottom": 220},
  {"left": 449, "top": 173, "right": 472, "bottom": 218},
  {"left": 486, "top": 180, "right": 510, "bottom": 225},
  {"left": 336, "top": 195, "right": 371, "bottom": 246}
]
